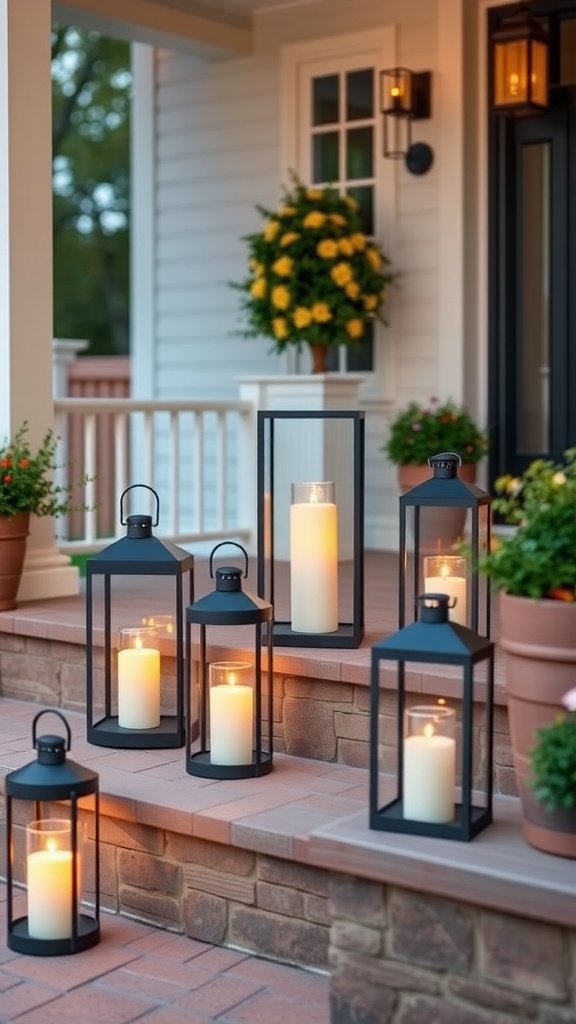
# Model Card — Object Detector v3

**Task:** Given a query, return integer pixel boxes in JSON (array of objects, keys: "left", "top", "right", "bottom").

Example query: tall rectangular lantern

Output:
[{"left": 257, "top": 410, "right": 365, "bottom": 648}]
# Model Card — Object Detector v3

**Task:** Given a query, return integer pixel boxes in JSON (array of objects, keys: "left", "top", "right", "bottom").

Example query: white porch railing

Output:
[{"left": 53, "top": 397, "right": 256, "bottom": 555}]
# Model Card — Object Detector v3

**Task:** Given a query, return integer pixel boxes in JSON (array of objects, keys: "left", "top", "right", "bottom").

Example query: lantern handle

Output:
[
  {"left": 32, "top": 709, "right": 71, "bottom": 751},
  {"left": 209, "top": 541, "right": 248, "bottom": 579},
  {"left": 427, "top": 451, "right": 462, "bottom": 467},
  {"left": 120, "top": 484, "right": 160, "bottom": 527}
]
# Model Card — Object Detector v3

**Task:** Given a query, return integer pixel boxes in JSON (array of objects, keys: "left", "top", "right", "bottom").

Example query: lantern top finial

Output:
[
  {"left": 428, "top": 452, "right": 461, "bottom": 478},
  {"left": 419, "top": 593, "right": 451, "bottom": 623},
  {"left": 215, "top": 565, "right": 243, "bottom": 592}
]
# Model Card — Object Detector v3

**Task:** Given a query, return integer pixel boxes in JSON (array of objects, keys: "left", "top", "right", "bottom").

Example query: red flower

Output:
[
  {"left": 2, "top": 474, "right": 12, "bottom": 484},
  {"left": 1, "top": 457, "right": 11, "bottom": 468},
  {"left": 18, "top": 458, "right": 29, "bottom": 468}
]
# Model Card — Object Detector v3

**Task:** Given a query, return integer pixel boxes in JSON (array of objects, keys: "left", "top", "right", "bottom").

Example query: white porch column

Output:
[{"left": 0, "top": 0, "right": 79, "bottom": 601}]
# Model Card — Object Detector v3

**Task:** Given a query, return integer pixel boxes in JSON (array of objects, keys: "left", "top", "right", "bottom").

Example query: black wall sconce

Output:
[
  {"left": 380, "top": 67, "right": 433, "bottom": 175},
  {"left": 491, "top": 2, "right": 549, "bottom": 115}
]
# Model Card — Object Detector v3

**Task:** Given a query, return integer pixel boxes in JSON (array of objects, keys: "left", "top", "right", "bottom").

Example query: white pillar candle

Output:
[
  {"left": 424, "top": 555, "right": 467, "bottom": 626},
  {"left": 117, "top": 627, "right": 160, "bottom": 729},
  {"left": 209, "top": 662, "right": 253, "bottom": 765},
  {"left": 26, "top": 819, "right": 75, "bottom": 940},
  {"left": 403, "top": 706, "right": 456, "bottom": 823},
  {"left": 290, "top": 481, "right": 338, "bottom": 633}
]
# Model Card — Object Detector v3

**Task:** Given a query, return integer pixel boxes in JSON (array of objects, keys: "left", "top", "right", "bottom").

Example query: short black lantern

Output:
[
  {"left": 492, "top": 2, "right": 549, "bottom": 115},
  {"left": 5, "top": 710, "right": 100, "bottom": 955},
  {"left": 257, "top": 410, "right": 365, "bottom": 649},
  {"left": 399, "top": 452, "right": 491, "bottom": 637},
  {"left": 186, "top": 542, "right": 273, "bottom": 779},
  {"left": 86, "top": 485, "right": 194, "bottom": 748},
  {"left": 370, "top": 594, "right": 495, "bottom": 842}
]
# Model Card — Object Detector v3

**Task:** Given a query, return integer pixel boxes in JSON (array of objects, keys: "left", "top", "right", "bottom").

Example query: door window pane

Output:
[
  {"left": 560, "top": 18, "right": 576, "bottom": 85},
  {"left": 519, "top": 142, "right": 550, "bottom": 452},
  {"left": 346, "top": 185, "right": 374, "bottom": 235},
  {"left": 346, "top": 69, "right": 373, "bottom": 120},
  {"left": 312, "top": 75, "right": 339, "bottom": 125},
  {"left": 346, "top": 127, "right": 373, "bottom": 180},
  {"left": 312, "top": 132, "right": 339, "bottom": 183}
]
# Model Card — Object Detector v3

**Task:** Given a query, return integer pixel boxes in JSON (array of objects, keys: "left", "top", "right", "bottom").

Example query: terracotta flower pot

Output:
[
  {"left": 397, "top": 462, "right": 477, "bottom": 553},
  {"left": 308, "top": 343, "right": 329, "bottom": 374},
  {"left": 0, "top": 511, "right": 30, "bottom": 611},
  {"left": 499, "top": 591, "right": 576, "bottom": 859}
]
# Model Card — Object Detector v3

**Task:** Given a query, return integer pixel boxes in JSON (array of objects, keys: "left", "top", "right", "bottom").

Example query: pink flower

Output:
[{"left": 562, "top": 687, "right": 576, "bottom": 712}]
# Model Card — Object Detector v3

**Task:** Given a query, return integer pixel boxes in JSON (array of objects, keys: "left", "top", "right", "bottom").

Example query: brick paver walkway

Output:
[{"left": 0, "top": 886, "right": 330, "bottom": 1024}]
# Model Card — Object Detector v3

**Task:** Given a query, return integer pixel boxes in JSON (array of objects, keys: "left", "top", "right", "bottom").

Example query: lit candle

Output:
[
  {"left": 403, "top": 706, "right": 456, "bottom": 823},
  {"left": 209, "top": 662, "right": 253, "bottom": 765},
  {"left": 290, "top": 481, "right": 338, "bottom": 633},
  {"left": 424, "top": 555, "right": 467, "bottom": 626},
  {"left": 117, "top": 627, "right": 160, "bottom": 729},
  {"left": 26, "top": 820, "right": 75, "bottom": 940}
]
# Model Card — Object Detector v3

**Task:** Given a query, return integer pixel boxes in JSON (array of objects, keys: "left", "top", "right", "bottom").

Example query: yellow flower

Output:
[
  {"left": 250, "top": 277, "right": 267, "bottom": 300},
  {"left": 331, "top": 262, "right": 353, "bottom": 287},
  {"left": 363, "top": 294, "right": 378, "bottom": 311},
  {"left": 345, "top": 282, "right": 360, "bottom": 300},
  {"left": 272, "top": 284, "right": 291, "bottom": 310},
  {"left": 330, "top": 213, "right": 346, "bottom": 227},
  {"left": 264, "top": 219, "right": 281, "bottom": 242},
  {"left": 278, "top": 206, "right": 296, "bottom": 217},
  {"left": 344, "top": 195, "right": 359, "bottom": 211},
  {"left": 366, "top": 246, "right": 382, "bottom": 271},
  {"left": 293, "top": 306, "right": 313, "bottom": 329},
  {"left": 351, "top": 232, "right": 367, "bottom": 251},
  {"left": 306, "top": 188, "right": 323, "bottom": 201},
  {"left": 338, "top": 237, "right": 354, "bottom": 256},
  {"left": 312, "top": 302, "right": 332, "bottom": 323},
  {"left": 346, "top": 318, "right": 364, "bottom": 339},
  {"left": 249, "top": 257, "right": 264, "bottom": 274},
  {"left": 280, "top": 232, "right": 299, "bottom": 247},
  {"left": 272, "top": 256, "right": 293, "bottom": 277},
  {"left": 272, "top": 317, "right": 289, "bottom": 340},
  {"left": 317, "top": 238, "right": 339, "bottom": 259},
  {"left": 303, "top": 211, "right": 326, "bottom": 229},
  {"left": 553, "top": 472, "right": 567, "bottom": 486}
]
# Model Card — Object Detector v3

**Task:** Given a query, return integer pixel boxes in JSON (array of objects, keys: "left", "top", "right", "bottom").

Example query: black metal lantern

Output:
[
  {"left": 370, "top": 594, "right": 494, "bottom": 842},
  {"left": 399, "top": 452, "right": 491, "bottom": 637},
  {"left": 257, "top": 410, "right": 365, "bottom": 649},
  {"left": 86, "top": 485, "right": 194, "bottom": 749},
  {"left": 5, "top": 710, "right": 100, "bottom": 955},
  {"left": 186, "top": 542, "right": 273, "bottom": 780},
  {"left": 492, "top": 2, "right": 549, "bottom": 115}
]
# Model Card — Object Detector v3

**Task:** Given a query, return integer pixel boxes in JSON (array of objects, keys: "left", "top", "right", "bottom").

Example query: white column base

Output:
[{"left": 18, "top": 547, "right": 80, "bottom": 603}]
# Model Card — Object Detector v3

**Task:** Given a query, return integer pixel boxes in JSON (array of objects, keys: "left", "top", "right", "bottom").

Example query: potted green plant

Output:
[
  {"left": 481, "top": 450, "right": 576, "bottom": 858},
  {"left": 0, "top": 421, "right": 89, "bottom": 611},
  {"left": 530, "top": 687, "right": 576, "bottom": 811},
  {"left": 231, "top": 172, "right": 396, "bottom": 372},
  {"left": 383, "top": 396, "right": 488, "bottom": 477},
  {"left": 382, "top": 397, "right": 488, "bottom": 550}
]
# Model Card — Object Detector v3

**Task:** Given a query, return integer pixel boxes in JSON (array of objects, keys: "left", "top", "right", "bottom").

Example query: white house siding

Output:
[{"left": 135, "top": 0, "right": 471, "bottom": 550}]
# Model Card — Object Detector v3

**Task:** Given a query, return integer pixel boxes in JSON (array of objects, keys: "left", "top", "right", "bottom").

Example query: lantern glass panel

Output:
[
  {"left": 495, "top": 39, "right": 529, "bottom": 106},
  {"left": 380, "top": 68, "right": 412, "bottom": 115},
  {"left": 530, "top": 38, "right": 548, "bottom": 107}
]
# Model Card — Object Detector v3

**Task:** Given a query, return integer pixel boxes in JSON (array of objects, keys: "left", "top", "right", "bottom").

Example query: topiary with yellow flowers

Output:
[{"left": 232, "top": 173, "right": 396, "bottom": 354}]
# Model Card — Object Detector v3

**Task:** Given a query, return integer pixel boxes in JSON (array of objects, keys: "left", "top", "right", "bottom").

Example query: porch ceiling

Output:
[{"left": 52, "top": 0, "right": 307, "bottom": 58}]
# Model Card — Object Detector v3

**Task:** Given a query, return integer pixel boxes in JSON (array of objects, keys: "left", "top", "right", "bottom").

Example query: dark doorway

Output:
[{"left": 488, "top": 3, "right": 576, "bottom": 482}]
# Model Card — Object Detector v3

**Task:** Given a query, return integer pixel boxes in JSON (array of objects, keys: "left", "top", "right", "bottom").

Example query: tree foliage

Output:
[{"left": 52, "top": 25, "right": 131, "bottom": 354}]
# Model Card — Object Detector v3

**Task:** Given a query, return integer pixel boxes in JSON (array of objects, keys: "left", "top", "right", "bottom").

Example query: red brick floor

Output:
[{"left": 0, "top": 883, "right": 330, "bottom": 1024}]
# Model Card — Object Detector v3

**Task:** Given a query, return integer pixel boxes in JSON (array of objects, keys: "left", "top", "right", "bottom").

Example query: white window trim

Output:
[{"left": 280, "top": 28, "right": 397, "bottom": 398}]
